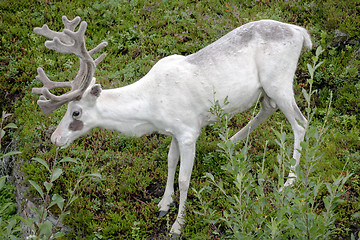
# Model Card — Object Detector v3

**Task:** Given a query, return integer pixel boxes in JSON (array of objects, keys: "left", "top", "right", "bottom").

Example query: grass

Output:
[{"left": 0, "top": 0, "right": 359, "bottom": 239}]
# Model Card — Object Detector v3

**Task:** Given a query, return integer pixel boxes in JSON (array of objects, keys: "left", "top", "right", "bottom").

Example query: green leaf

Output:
[
  {"left": 62, "top": 210, "right": 71, "bottom": 216},
  {"left": 51, "top": 168, "right": 63, "bottom": 182},
  {"left": 4, "top": 123, "right": 17, "bottom": 129},
  {"left": 2, "top": 151, "right": 21, "bottom": 159},
  {"left": 341, "top": 173, "right": 353, "bottom": 186},
  {"left": 272, "top": 128, "right": 281, "bottom": 141},
  {"left": 59, "top": 156, "right": 78, "bottom": 164},
  {"left": 83, "top": 173, "right": 102, "bottom": 179},
  {"left": 58, "top": 210, "right": 71, "bottom": 222},
  {"left": 1, "top": 129, "right": 5, "bottom": 138},
  {"left": 302, "top": 88, "right": 310, "bottom": 103},
  {"left": 29, "top": 207, "right": 41, "bottom": 218},
  {"left": 49, "top": 194, "right": 65, "bottom": 211},
  {"left": 2, "top": 112, "right": 11, "bottom": 119},
  {"left": 7, "top": 218, "right": 18, "bottom": 236},
  {"left": 308, "top": 76, "right": 314, "bottom": 85},
  {"left": 307, "top": 63, "right": 314, "bottom": 79},
  {"left": 0, "top": 202, "right": 12, "bottom": 215},
  {"left": 44, "top": 181, "right": 53, "bottom": 192},
  {"left": 53, "top": 232, "right": 65, "bottom": 239},
  {"left": 313, "top": 182, "right": 322, "bottom": 198},
  {"left": 205, "top": 172, "right": 215, "bottom": 182},
  {"left": 32, "top": 157, "right": 50, "bottom": 172},
  {"left": 29, "top": 180, "right": 44, "bottom": 199},
  {"left": 39, "top": 220, "right": 52, "bottom": 238},
  {"left": 68, "top": 189, "right": 74, "bottom": 196},
  {"left": 314, "top": 61, "right": 324, "bottom": 71},
  {"left": 0, "top": 176, "right": 7, "bottom": 190},
  {"left": 316, "top": 46, "right": 324, "bottom": 57},
  {"left": 69, "top": 195, "right": 79, "bottom": 205},
  {"left": 334, "top": 198, "right": 346, "bottom": 205}
]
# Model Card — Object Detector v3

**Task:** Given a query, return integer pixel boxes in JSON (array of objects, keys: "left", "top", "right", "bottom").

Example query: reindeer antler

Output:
[{"left": 32, "top": 16, "right": 108, "bottom": 115}]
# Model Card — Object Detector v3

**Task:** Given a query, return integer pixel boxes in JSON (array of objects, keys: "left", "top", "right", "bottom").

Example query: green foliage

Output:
[
  {"left": 0, "top": 112, "right": 21, "bottom": 239},
  {"left": 0, "top": 0, "right": 359, "bottom": 238},
  {"left": 0, "top": 176, "right": 21, "bottom": 239},
  {"left": 23, "top": 150, "right": 102, "bottom": 240},
  {"left": 0, "top": 112, "right": 21, "bottom": 162}
]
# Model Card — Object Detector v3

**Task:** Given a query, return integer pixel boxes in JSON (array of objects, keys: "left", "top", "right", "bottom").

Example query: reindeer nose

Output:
[
  {"left": 51, "top": 134, "right": 58, "bottom": 145},
  {"left": 51, "top": 130, "right": 61, "bottom": 146}
]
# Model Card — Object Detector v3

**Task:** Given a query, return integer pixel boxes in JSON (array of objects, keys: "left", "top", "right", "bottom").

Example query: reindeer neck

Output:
[{"left": 94, "top": 81, "right": 155, "bottom": 136}]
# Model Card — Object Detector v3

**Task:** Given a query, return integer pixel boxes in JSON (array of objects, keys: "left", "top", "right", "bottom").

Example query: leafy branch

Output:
[
  {"left": 24, "top": 149, "right": 102, "bottom": 240},
  {"left": 0, "top": 111, "right": 21, "bottom": 160}
]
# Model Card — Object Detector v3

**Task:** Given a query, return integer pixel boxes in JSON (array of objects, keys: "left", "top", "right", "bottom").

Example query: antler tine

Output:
[
  {"left": 94, "top": 52, "right": 107, "bottom": 66},
  {"left": 89, "top": 42, "right": 108, "bottom": 66},
  {"left": 35, "top": 61, "right": 95, "bottom": 115},
  {"left": 32, "top": 67, "right": 72, "bottom": 93},
  {"left": 89, "top": 42, "right": 108, "bottom": 56},
  {"left": 34, "top": 25, "right": 70, "bottom": 45},
  {"left": 36, "top": 81, "right": 91, "bottom": 115},
  {"left": 62, "top": 16, "right": 81, "bottom": 31},
  {"left": 34, "top": 16, "right": 81, "bottom": 45},
  {"left": 71, "top": 42, "right": 108, "bottom": 88},
  {"left": 32, "top": 67, "right": 73, "bottom": 104},
  {"left": 37, "top": 98, "right": 67, "bottom": 116},
  {"left": 44, "top": 21, "right": 89, "bottom": 57}
]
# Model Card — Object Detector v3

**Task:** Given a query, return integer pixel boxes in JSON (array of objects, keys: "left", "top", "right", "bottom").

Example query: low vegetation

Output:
[{"left": 0, "top": 0, "right": 359, "bottom": 239}]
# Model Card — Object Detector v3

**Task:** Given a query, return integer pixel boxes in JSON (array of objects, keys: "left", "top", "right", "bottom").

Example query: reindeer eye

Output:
[{"left": 72, "top": 111, "right": 80, "bottom": 118}]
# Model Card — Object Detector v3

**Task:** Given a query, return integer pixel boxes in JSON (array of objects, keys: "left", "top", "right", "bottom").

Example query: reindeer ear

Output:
[
  {"left": 90, "top": 84, "right": 102, "bottom": 97},
  {"left": 83, "top": 83, "right": 102, "bottom": 103}
]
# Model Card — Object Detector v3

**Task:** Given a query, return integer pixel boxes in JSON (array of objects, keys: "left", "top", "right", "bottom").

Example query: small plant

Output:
[
  {"left": 0, "top": 175, "right": 22, "bottom": 239},
  {"left": 131, "top": 221, "right": 141, "bottom": 240},
  {"left": 1, "top": 111, "right": 21, "bottom": 176},
  {"left": 0, "top": 112, "right": 21, "bottom": 239},
  {"left": 22, "top": 149, "right": 102, "bottom": 240}
]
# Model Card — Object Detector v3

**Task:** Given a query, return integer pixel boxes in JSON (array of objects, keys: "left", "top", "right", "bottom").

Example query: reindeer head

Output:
[{"left": 33, "top": 16, "right": 107, "bottom": 147}]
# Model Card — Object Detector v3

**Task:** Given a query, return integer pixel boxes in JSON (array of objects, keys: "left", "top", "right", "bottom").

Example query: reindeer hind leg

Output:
[
  {"left": 230, "top": 94, "right": 278, "bottom": 143},
  {"left": 263, "top": 85, "right": 307, "bottom": 187}
]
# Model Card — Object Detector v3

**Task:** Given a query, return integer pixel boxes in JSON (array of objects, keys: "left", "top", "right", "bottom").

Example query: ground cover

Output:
[{"left": 0, "top": 0, "right": 359, "bottom": 239}]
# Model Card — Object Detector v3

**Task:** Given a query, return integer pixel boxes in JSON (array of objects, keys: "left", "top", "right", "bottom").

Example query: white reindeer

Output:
[{"left": 32, "top": 16, "right": 312, "bottom": 236}]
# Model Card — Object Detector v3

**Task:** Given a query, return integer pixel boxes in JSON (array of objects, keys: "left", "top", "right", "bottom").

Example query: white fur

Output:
[{"left": 51, "top": 20, "right": 311, "bottom": 235}]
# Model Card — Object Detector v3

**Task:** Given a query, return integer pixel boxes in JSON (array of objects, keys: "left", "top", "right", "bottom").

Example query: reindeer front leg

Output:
[
  {"left": 170, "top": 135, "right": 197, "bottom": 236},
  {"left": 158, "top": 138, "right": 179, "bottom": 216}
]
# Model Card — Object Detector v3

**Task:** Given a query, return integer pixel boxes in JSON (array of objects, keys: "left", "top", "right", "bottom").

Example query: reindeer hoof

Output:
[{"left": 158, "top": 210, "right": 168, "bottom": 218}]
